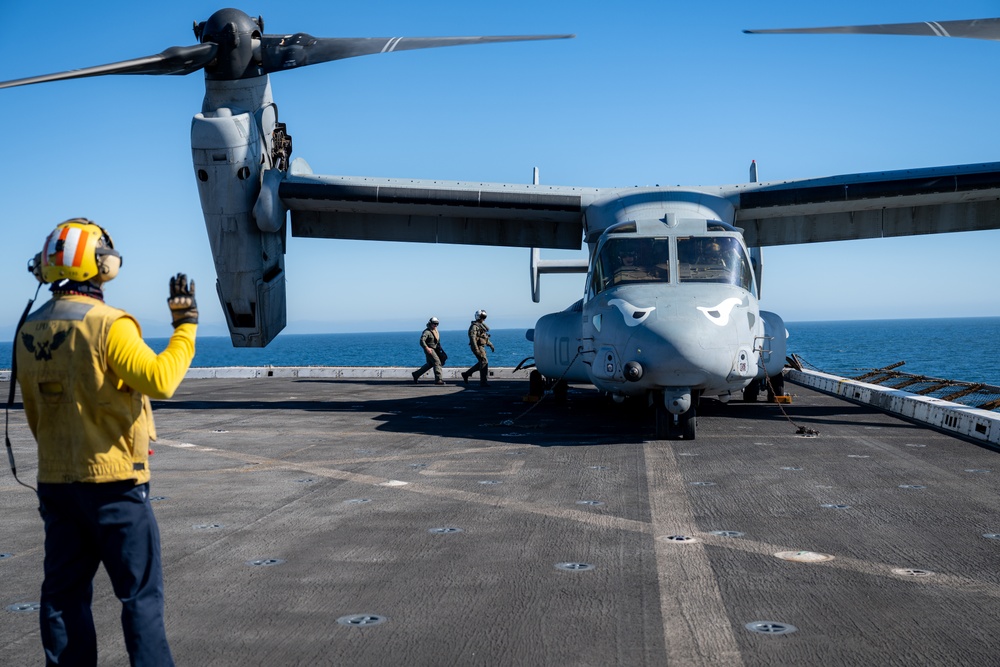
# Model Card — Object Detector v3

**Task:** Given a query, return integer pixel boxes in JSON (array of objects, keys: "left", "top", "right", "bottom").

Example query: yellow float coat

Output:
[{"left": 16, "top": 293, "right": 196, "bottom": 484}]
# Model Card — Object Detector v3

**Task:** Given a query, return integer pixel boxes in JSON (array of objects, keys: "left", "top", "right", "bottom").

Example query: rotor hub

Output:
[{"left": 195, "top": 9, "right": 263, "bottom": 80}]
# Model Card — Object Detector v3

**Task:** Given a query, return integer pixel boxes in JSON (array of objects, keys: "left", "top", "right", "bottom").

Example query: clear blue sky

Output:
[{"left": 2, "top": 0, "right": 999, "bottom": 338}]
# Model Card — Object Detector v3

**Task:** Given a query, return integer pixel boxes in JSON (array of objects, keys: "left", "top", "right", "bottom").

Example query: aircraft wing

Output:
[
  {"left": 278, "top": 161, "right": 1000, "bottom": 250},
  {"left": 726, "top": 161, "right": 1000, "bottom": 247},
  {"left": 279, "top": 169, "right": 589, "bottom": 250}
]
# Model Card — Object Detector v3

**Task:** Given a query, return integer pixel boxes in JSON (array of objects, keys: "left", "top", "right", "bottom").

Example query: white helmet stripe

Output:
[{"left": 60, "top": 226, "right": 83, "bottom": 266}]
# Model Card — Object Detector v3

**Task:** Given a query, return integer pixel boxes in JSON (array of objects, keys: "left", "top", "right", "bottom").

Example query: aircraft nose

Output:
[{"left": 623, "top": 298, "right": 740, "bottom": 387}]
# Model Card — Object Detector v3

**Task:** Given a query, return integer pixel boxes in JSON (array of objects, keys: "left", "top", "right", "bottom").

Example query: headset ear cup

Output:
[
  {"left": 96, "top": 254, "right": 121, "bottom": 282},
  {"left": 28, "top": 252, "right": 45, "bottom": 283}
]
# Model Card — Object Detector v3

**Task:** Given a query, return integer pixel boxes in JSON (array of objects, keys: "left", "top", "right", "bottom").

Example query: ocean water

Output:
[
  {"left": 171, "top": 329, "right": 538, "bottom": 371},
  {"left": 783, "top": 317, "right": 1000, "bottom": 386},
  {"left": 3, "top": 318, "right": 998, "bottom": 386}
]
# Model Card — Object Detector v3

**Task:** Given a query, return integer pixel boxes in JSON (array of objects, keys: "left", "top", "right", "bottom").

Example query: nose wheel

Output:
[{"left": 654, "top": 398, "right": 697, "bottom": 440}]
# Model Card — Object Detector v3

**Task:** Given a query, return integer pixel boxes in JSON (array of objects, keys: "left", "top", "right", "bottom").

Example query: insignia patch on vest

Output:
[
  {"left": 21, "top": 329, "right": 69, "bottom": 361},
  {"left": 133, "top": 463, "right": 146, "bottom": 471}
]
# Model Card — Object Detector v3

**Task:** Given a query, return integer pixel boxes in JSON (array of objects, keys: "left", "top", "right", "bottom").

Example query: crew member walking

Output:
[
  {"left": 462, "top": 309, "right": 494, "bottom": 386},
  {"left": 16, "top": 218, "right": 198, "bottom": 666},
  {"left": 412, "top": 317, "right": 446, "bottom": 385}
]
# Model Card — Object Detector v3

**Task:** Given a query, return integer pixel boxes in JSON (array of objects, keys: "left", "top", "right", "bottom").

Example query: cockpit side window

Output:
[
  {"left": 592, "top": 237, "right": 670, "bottom": 294},
  {"left": 677, "top": 236, "right": 752, "bottom": 291}
]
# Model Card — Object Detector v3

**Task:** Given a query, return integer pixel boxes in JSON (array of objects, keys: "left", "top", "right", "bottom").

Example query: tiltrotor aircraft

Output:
[{"left": 4, "top": 9, "right": 1000, "bottom": 439}]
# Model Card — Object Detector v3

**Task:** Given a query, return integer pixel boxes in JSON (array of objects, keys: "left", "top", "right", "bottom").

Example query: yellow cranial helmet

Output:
[{"left": 38, "top": 219, "right": 121, "bottom": 284}]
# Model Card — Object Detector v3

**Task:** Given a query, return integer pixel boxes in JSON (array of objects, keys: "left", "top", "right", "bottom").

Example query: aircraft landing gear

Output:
[
  {"left": 528, "top": 370, "right": 545, "bottom": 399},
  {"left": 654, "top": 403, "right": 697, "bottom": 440},
  {"left": 653, "top": 390, "right": 698, "bottom": 440},
  {"left": 743, "top": 374, "right": 786, "bottom": 402},
  {"left": 766, "top": 374, "right": 785, "bottom": 402},
  {"left": 526, "top": 371, "right": 568, "bottom": 403}
]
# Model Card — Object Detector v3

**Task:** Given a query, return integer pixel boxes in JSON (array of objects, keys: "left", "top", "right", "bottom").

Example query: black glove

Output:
[{"left": 168, "top": 273, "right": 198, "bottom": 327}]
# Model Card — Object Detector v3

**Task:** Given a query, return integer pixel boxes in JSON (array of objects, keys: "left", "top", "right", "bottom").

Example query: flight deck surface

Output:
[{"left": 2, "top": 375, "right": 998, "bottom": 665}]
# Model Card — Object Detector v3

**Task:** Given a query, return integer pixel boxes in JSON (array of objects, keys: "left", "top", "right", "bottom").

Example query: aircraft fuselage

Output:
[{"left": 530, "top": 197, "right": 786, "bottom": 438}]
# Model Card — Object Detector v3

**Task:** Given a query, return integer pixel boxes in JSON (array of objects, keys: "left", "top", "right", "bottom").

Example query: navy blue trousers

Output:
[{"left": 36, "top": 481, "right": 174, "bottom": 666}]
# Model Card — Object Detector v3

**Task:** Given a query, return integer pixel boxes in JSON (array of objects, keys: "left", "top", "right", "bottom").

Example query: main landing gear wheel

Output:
[
  {"left": 528, "top": 370, "right": 545, "bottom": 399},
  {"left": 742, "top": 379, "right": 760, "bottom": 402},
  {"left": 767, "top": 374, "right": 785, "bottom": 402}
]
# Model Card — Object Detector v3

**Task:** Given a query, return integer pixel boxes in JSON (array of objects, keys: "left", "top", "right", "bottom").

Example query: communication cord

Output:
[{"left": 5, "top": 285, "right": 41, "bottom": 492}]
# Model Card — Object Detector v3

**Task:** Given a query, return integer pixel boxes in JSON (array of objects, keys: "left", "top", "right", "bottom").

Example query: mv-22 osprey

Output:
[{"left": 4, "top": 9, "right": 1000, "bottom": 439}]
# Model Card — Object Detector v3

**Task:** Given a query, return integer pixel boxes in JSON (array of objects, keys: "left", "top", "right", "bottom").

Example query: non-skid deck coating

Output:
[{"left": 2, "top": 375, "right": 998, "bottom": 666}]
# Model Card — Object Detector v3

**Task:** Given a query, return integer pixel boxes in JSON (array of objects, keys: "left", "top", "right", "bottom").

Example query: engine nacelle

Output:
[{"left": 192, "top": 106, "right": 286, "bottom": 347}]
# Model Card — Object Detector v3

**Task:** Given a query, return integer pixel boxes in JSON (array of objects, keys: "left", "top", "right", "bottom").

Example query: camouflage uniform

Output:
[
  {"left": 462, "top": 319, "right": 494, "bottom": 386},
  {"left": 412, "top": 325, "right": 443, "bottom": 383}
]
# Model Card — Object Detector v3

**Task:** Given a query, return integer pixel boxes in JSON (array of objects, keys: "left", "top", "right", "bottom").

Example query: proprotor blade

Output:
[
  {"left": 744, "top": 17, "right": 1000, "bottom": 41},
  {"left": 259, "top": 34, "right": 574, "bottom": 73},
  {"left": 0, "top": 6, "right": 573, "bottom": 90},
  {"left": 0, "top": 43, "right": 218, "bottom": 90}
]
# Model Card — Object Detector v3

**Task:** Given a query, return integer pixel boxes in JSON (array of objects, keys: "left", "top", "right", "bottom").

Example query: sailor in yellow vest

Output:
[{"left": 16, "top": 219, "right": 197, "bottom": 666}]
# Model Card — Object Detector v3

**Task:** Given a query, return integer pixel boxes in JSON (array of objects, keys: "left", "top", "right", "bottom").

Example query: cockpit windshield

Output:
[
  {"left": 592, "top": 238, "right": 670, "bottom": 293},
  {"left": 590, "top": 235, "right": 753, "bottom": 295},
  {"left": 677, "top": 236, "right": 752, "bottom": 291}
]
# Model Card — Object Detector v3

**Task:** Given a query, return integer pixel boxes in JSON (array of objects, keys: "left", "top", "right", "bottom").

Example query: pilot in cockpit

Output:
[
  {"left": 700, "top": 241, "right": 727, "bottom": 268},
  {"left": 615, "top": 246, "right": 659, "bottom": 283}
]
